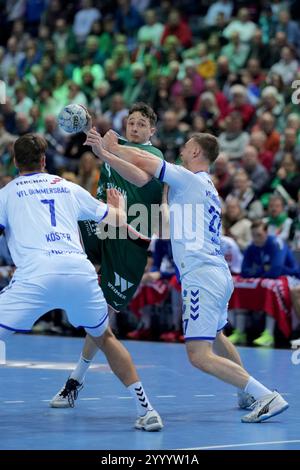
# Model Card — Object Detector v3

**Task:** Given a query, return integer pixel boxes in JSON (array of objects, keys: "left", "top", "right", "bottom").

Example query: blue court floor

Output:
[{"left": 0, "top": 334, "right": 299, "bottom": 450}]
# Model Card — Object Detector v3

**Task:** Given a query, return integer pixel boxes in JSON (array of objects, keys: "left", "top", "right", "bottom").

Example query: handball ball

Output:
[{"left": 58, "top": 104, "right": 88, "bottom": 133}]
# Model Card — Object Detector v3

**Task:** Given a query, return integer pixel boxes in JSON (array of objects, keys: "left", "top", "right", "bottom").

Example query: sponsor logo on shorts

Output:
[{"left": 114, "top": 272, "right": 134, "bottom": 293}]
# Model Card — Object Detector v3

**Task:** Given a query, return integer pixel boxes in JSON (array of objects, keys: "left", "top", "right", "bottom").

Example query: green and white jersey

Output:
[{"left": 97, "top": 140, "right": 164, "bottom": 239}]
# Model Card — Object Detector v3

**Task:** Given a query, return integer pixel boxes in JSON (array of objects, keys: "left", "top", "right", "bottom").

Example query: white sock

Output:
[
  {"left": 128, "top": 381, "right": 153, "bottom": 416},
  {"left": 70, "top": 354, "right": 91, "bottom": 383},
  {"left": 244, "top": 376, "right": 272, "bottom": 400}
]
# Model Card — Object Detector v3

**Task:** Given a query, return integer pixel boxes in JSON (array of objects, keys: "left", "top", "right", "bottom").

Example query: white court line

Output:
[
  {"left": 156, "top": 395, "right": 176, "bottom": 398},
  {"left": 117, "top": 397, "right": 133, "bottom": 399},
  {"left": 80, "top": 398, "right": 101, "bottom": 401},
  {"left": 194, "top": 394, "right": 215, "bottom": 397},
  {"left": 182, "top": 440, "right": 300, "bottom": 450},
  {"left": 3, "top": 400, "right": 25, "bottom": 404}
]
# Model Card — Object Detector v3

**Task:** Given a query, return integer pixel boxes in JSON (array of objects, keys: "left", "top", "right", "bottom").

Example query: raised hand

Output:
[
  {"left": 84, "top": 128, "right": 104, "bottom": 158},
  {"left": 102, "top": 129, "right": 119, "bottom": 152},
  {"left": 107, "top": 188, "right": 126, "bottom": 217},
  {"left": 79, "top": 105, "right": 93, "bottom": 134}
]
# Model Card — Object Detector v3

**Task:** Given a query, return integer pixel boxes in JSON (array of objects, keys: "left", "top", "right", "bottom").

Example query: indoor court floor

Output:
[{"left": 0, "top": 334, "right": 299, "bottom": 450}]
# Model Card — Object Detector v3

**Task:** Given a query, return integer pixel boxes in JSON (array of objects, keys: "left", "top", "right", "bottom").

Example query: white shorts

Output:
[
  {"left": 182, "top": 265, "right": 233, "bottom": 342},
  {"left": 0, "top": 273, "right": 108, "bottom": 338}
]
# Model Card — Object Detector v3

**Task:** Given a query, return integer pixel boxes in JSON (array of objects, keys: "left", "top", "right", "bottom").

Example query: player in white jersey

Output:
[
  {"left": 0, "top": 133, "right": 163, "bottom": 431},
  {"left": 83, "top": 128, "right": 289, "bottom": 423}
]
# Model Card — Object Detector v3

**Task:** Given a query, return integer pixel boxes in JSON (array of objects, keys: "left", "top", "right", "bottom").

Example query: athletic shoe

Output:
[
  {"left": 253, "top": 330, "right": 274, "bottom": 348},
  {"left": 290, "top": 337, "right": 300, "bottom": 349},
  {"left": 135, "top": 409, "right": 163, "bottom": 431},
  {"left": 237, "top": 391, "right": 255, "bottom": 409},
  {"left": 50, "top": 378, "right": 83, "bottom": 408},
  {"left": 241, "top": 391, "right": 289, "bottom": 423},
  {"left": 227, "top": 329, "right": 247, "bottom": 346}
]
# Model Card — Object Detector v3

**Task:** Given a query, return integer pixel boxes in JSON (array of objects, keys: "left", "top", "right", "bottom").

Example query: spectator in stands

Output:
[
  {"left": 261, "top": 153, "right": 300, "bottom": 208},
  {"left": 275, "top": 10, "right": 300, "bottom": 50},
  {"left": 269, "top": 45, "right": 298, "bottom": 85},
  {"left": 256, "top": 86, "right": 284, "bottom": 122},
  {"left": 289, "top": 189, "right": 300, "bottom": 253},
  {"left": 152, "top": 110, "right": 186, "bottom": 163},
  {"left": 205, "top": 0, "right": 233, "bottom": 27},
  {"left": 197, "top": 92, "right": 220, "bottom": 132},
  {"left": 1, "top": 36, "right": 25, "bottom": 80},
  {"left": 14, "top": 84, "right": 33, "bottom": 117},
  {"left": 264, "top": 194, "right": 293, "bottom": 242},
  {"left": 252, "top": 112, "right": 280, "bottom": 155},
  {"left": 0, "top": 116, "right": 15, "bottom": 157},
  {"left": 274, "top": 128, "right": 300, "bottom": 167},
  {"left": 250, "top": 130, "right": 274, "bottom": 171},
  {"left": 219, "top": 112, "right": 249, "bottom": 163},
  {"left": 221, "top": 235, "right": 247, "bottom": 346},
  {"left": 232, "top": 168, "right": 264, "bottom": 219},
  {"left": 211, "top": 152, "right": 233, "bottom": 200},
  {"left": 223, "top": 196, "right": 252, "bottom": 251},
  {"left": 123, "top": 62, "right": 153, "bottom": 107},
  {"left": 115, "top": 0, "right": 144, "bottom": 51},
  {"left": 77, "top": 151, "right": 101, "bottom": 197},
  {"left": 241, "top": 219, "right": 300, "bottom": 347},
  {"left": 223, "top": 8, "right": 256, "bottom": 43},
  {"left": 104, "top": 94, "right": 129, "bottom": 135},
  {"left": 242, "top": 145, "right": 268, "bottom": 194},
  {"left": 43, "top": 115, "right": 66, "bottom": 174},
  {"left": 137, "top": 9, "right": 164, "bottom": 47},
  {"left": 226, "top": 85, "right": 255, "bottom": 129},
  {"left": 161, "top": 9, "right": 192, "bottom": 48},
  {"left": 72, "top": 0, "right": 101, "bottom": 43},
  {"left": 221, "top": 235, "right": 243, "bottom": 275},
  {"left": 221, "top": 32, "right": 250, "bottom": 73}
]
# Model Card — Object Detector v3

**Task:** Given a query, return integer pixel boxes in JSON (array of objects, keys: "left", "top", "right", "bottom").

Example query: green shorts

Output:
[{"left": 79, "top": 220, "right": 149, "bottom": 310}]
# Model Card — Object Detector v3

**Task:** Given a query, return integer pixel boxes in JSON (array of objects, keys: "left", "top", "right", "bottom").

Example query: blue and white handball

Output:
[{"left": 58, "top": 104, "right": 88, "bottom": 133}]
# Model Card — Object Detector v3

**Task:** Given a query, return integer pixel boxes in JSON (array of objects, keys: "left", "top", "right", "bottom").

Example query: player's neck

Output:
[
  {"left": 19, "top": 168, "right": 44, "bottom": 176},
  {"left": 186, "top": 162, "right": 209, "bottom": 174}
]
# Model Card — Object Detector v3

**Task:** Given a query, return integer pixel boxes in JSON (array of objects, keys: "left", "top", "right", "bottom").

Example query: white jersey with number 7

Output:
[{"left": 0, "top": 172, "right": 108, "bottom": 280}]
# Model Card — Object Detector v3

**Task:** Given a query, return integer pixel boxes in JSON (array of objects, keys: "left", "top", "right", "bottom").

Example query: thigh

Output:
[
  {"left": 100, "top": 238, "right": 148, "bottom": 310},
  {"left": 182, "top": 266, "right": 233, "bottom": 341},
  {"left": 60, "top": 274, "right": 108, "bottom": 331},
  {"left": 0, "top": 279, "right": 51, "bottom": 332}
]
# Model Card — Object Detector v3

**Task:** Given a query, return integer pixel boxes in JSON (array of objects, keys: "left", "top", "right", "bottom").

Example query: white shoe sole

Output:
[
  {"left": 254, "top": 402, "right": 289, "bottom": 423},
  {"left": 135, "top": 422, "right": 163, "bottom": 432},
  {"left": 50, "top": 400, "right": 72, "bottom": 408}
]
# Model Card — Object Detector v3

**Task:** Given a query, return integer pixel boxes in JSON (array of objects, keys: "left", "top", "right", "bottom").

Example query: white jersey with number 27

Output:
[{"left": 155, "top": 161, "right": 228, "bottom": 278}]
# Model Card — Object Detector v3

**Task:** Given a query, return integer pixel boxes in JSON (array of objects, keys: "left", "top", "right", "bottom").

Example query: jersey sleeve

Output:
[
  {"left": 0, "top": 189, "right": 7, "bottom": 231},
  {"left": 69, "top": 182, "right": 108, "bottom": 222},
  {"left": 154, "top": 161, "right": 193, "bottom": 191}
]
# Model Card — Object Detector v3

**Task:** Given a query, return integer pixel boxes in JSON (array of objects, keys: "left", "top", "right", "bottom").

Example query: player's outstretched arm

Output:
[
  {"left": 102, "top": 130, "right": 162, "bottom": 176},
  {"left": 84, "top": 129, "right": 160, "bottom": 187}
]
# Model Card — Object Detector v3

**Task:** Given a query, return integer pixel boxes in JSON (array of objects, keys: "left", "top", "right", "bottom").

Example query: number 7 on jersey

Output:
[{"left": 41, "top": 199, "right": 57, "bottom": 227}]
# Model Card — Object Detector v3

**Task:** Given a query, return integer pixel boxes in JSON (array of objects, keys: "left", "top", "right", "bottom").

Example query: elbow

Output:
[{"left": 135, "top": 175, "right": 151, "bottom": 187}]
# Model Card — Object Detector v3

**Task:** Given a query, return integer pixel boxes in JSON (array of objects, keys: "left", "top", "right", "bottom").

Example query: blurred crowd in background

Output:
[{"left": 1, "top": 0, "right": 300, "bottom": 347}]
